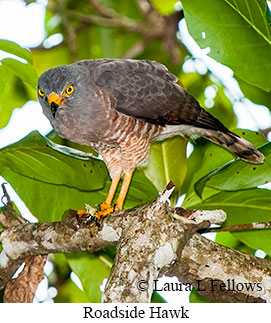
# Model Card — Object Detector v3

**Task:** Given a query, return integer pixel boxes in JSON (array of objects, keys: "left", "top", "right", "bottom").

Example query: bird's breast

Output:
[{"left": 51, "top": 96, "right": 163, "bottom": 153}]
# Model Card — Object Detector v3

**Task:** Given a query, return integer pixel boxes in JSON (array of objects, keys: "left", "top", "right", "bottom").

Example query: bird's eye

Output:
[
  {"left": 38, "top": 88, "right": 45, "bottom": 97},
  {"left": 64, "top": 85, "right": 74, "bottom": 96}
]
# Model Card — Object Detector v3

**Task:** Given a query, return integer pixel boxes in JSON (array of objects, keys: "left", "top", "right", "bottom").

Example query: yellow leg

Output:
[
  {"left": 77, "top": 175, "right": 121, "bottom": 220},
  {"left": 100, "top": 175, "right": 121, "bottom": 210},
  {"left": 115, "top": 171, "right": 133, "bottom": 211},
  {"left": 93, "top": 171, "right": 133, "bottom": 219}
]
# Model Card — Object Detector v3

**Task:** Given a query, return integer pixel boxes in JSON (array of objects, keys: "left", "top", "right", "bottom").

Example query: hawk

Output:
[{"left": 37, "top": 59, "right": 264, "bottom": 218}]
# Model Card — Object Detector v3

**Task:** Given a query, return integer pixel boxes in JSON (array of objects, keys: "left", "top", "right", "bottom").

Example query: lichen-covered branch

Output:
[
  {"left": 1, "top": 185, "right": 271, "bottom": 303},
  {"left": 102, "top": 185, "right": 217, "bottom": 302},
  {"left": 166, "top": 234, "right": 271, "bottom": 303}
]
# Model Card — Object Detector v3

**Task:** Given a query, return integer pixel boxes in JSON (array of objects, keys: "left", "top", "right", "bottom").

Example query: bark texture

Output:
[{"left": 1, "top": 186, "right": 271, "bottom": 303}]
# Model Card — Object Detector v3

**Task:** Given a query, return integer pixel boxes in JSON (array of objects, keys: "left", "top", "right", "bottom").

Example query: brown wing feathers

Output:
[
  {"left": 93, "top": 59, "right": 264, "bottom": 164},
  {"left": 161, "top": 93, "right": 264, "bottom": 164}
]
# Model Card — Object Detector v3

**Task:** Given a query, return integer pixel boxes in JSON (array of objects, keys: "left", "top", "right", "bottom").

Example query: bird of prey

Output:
[{"left": 37, "top": 59, "right": 264, "bottom": 219}]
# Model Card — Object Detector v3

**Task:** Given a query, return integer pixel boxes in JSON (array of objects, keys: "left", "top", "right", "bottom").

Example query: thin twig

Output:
[
  {"left": 54, "top": 0, "right": 78, "bottom": 61},
  {"left": 259, "top": 127, "right": 271, "bottom": 138},
  {"left": 203, "top": 222, "right": 271, "bottom": 233},
  {"left": 67, "top": 10, "right": 146, "bottom": 34},
  {"left": 1, "top": 183, "right": 26, "bottom": 224},
  {"left": 121, "top": 38, "right": 147, "bottom": 58},
  {"left": 88, "top": 0, "right": 119, "bottom": 18}
]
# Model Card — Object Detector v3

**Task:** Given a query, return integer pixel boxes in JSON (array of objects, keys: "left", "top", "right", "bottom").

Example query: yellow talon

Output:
[
  {"left": 99, "top": 202, "right": 112, "bottom": 211},
  {"left": 94, "top": 206, "right": 114, "bottom": 220},
  {"left": 77, "top": 171, "right": 134, "bottom": 222}
]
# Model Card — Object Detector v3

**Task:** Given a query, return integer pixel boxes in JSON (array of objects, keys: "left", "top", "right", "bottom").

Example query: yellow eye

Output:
[
  {"left": 38, "top": 88, "right": 45, "bottom": 97},
  {"left": 65, "top": 85, "right": 74, "bottom": 96}
]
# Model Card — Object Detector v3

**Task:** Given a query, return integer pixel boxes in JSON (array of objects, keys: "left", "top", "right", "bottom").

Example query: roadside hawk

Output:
[{"left": 37, "top": 59, "right": 264, "bottom": 219}]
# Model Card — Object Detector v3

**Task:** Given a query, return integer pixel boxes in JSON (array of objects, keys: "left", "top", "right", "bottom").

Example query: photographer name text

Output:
[{"left": 153, "top": 278, "right": 263, "bottom": 293}]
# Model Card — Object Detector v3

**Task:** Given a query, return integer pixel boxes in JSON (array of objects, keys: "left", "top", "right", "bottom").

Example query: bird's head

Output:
[{"left": 37, "top": 64, "right": 86, "bottom": 120}]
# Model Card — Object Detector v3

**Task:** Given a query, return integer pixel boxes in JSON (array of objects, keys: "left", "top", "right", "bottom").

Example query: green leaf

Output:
[
  {"left": 191, "top": 189, "right": 271, "bottom": 255},
  {"left": 195, "top": 141, "right": 271, "bottom": 196},
  {"left": 189, "top": 288, "right": 212, "bottom": 303},
  {"left": 236, "top": 75, "right": 271, "bottom": 108},
  {"left": 0, "top": 65, "right": 34, "bottom": 129},
  {"left": 0, "top": 39, "right": 33, "bottom": 63},
  {"left": 0, "top": 131, "right": 107, "bottom": 191},
  {"left": 215, "top": 231, "right": 255, "bottom": 255},
  {"left": 54, "top": 279, "right": 90, "bottom": 303},
  {"left": 215, "top": 231, "right": 241, "bottom": 250},
  {"left": 33, "top": 45, "right": 72, "bottom": 75},
  {"left": 151, "top": 292, "right": 167, "bottom": 303},
  {"left": 66, "top": 251, "right": 111, "bottom": 302},
  {"left": 194, "top": 159, "right": 236, "bottom": 198},
  {"left": 0, "top": 131, "right": 158, "bottom": 222},
  {"left": 143, "top": 136, "right": 187, "bottom": 204},
  {"left": 123, "top": 170, "right": 159, "bottom": 208},
  {"left": 54, "top": 279, "right": 89, "bottom": 303},
  {"left": 181, "top": 0, "right": 271, "bottom": 92},
  {"left": 1, "top": 58, "right": 38, "bottom": 89},
  {"left": 2, "top": 167, "right": 158, "bottom": 222},
  {"left": 150, "top": 0, "right": 176, "bottom": 15},
  {"left": 182, "top": 129, "right": 267, "bottom": 206}
]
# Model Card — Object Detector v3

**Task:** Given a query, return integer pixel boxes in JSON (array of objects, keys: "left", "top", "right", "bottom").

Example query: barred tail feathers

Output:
[{"left": 202, "top": 130, "right": 264, "bottom": 164}]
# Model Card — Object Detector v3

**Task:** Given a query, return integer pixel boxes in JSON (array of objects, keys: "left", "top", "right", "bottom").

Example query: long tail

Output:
[
  {"left": 200, "top": 128, "right": 264, "bottom": 164},
  {"left": 158, "top": 91, "right": 265, "bottom": 164}
]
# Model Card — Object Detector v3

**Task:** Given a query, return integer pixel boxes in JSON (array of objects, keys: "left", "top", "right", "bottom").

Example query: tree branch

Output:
[
  {"left": 1, "top": 185, "right": 271, "bottom": 303},
  {"left": 87, "top": 0, "right": 120, "bottom": 19},
  {"left": 66, "top": 10, "right": 148, "bottom": 35},
  {"left": 204, "top": 222, "right": 271, "bottom": 233},
  {"left": 167, "top": 234, "right": 271, "bottom": 303}
]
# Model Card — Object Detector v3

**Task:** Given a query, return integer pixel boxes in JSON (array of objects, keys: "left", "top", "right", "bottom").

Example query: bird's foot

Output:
[
  {"left": 76, "top": 208, "right": 101, "bottom": 226},
  {"left": 93, "top": 202, "right": 117, "bottom": 220},
  {"left": 93, "top": 207, "right": 114, "bottom": 220},
  {"left": 76, "top": 201, "right": 119, "bottom": 224},
  {"left": 99, "top": 202, "right": 112, "bottom": 211}
]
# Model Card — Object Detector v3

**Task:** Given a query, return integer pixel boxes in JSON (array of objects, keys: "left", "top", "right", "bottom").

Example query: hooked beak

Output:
[{"left": 48, "top": 93, "right": 67, "bottom": 117}]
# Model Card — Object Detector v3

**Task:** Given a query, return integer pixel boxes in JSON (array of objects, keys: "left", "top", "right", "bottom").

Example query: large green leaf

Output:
[
  {"left": 189, "top": 288, "right": 212, "bottom": 303},
  {"left": 236, "top": 75, "right": 271, "bottom": 108},
  {"left": 1, "top": 58, "right": 38, "bottom": 89},
  {"left": 215, "top": 231, "right": 241, "bottom": 250},
  {"left": 66, "top": 251, "right": 111, "bottom": 302},
  {"left": 0, "top": 131, "right": 107, "bottom": 190},
  {"left": 181, "top": 0, "right": 271, "bottom": 93},
  {"left": 182, "top": 129, "right": 267, "bottom": 207},
  {"left": 2, "top": 165, "right": 158, "bottom": 222},
  {"left": 0, "top": 39, "right": 33, "bottom": 63},
  {"left": 143, "top": 136, "right": 187, "bottom": 204},
  {"left": 215, "top": 231, "right": 255, "bottom": 256},
  {"left": 191, "top": 189, "right": 271, "bottom": 255},
  {"left": 195, "top": 142, "right": 271, "bottom": 196},
  {"left": 0, "top": 65, "right": 35, "bottom": 129},
  {"left": 54, "top": 279, "right": 90, "bottom": 303},
  {"left": 0, "top": 42, "right": 38, "bottom": 128},
  {"left": 33, "top": 45, "right": 72, "bottom": 75},
  {"left": 0, "top": 131, "right": 158, "bottom": 222}
]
